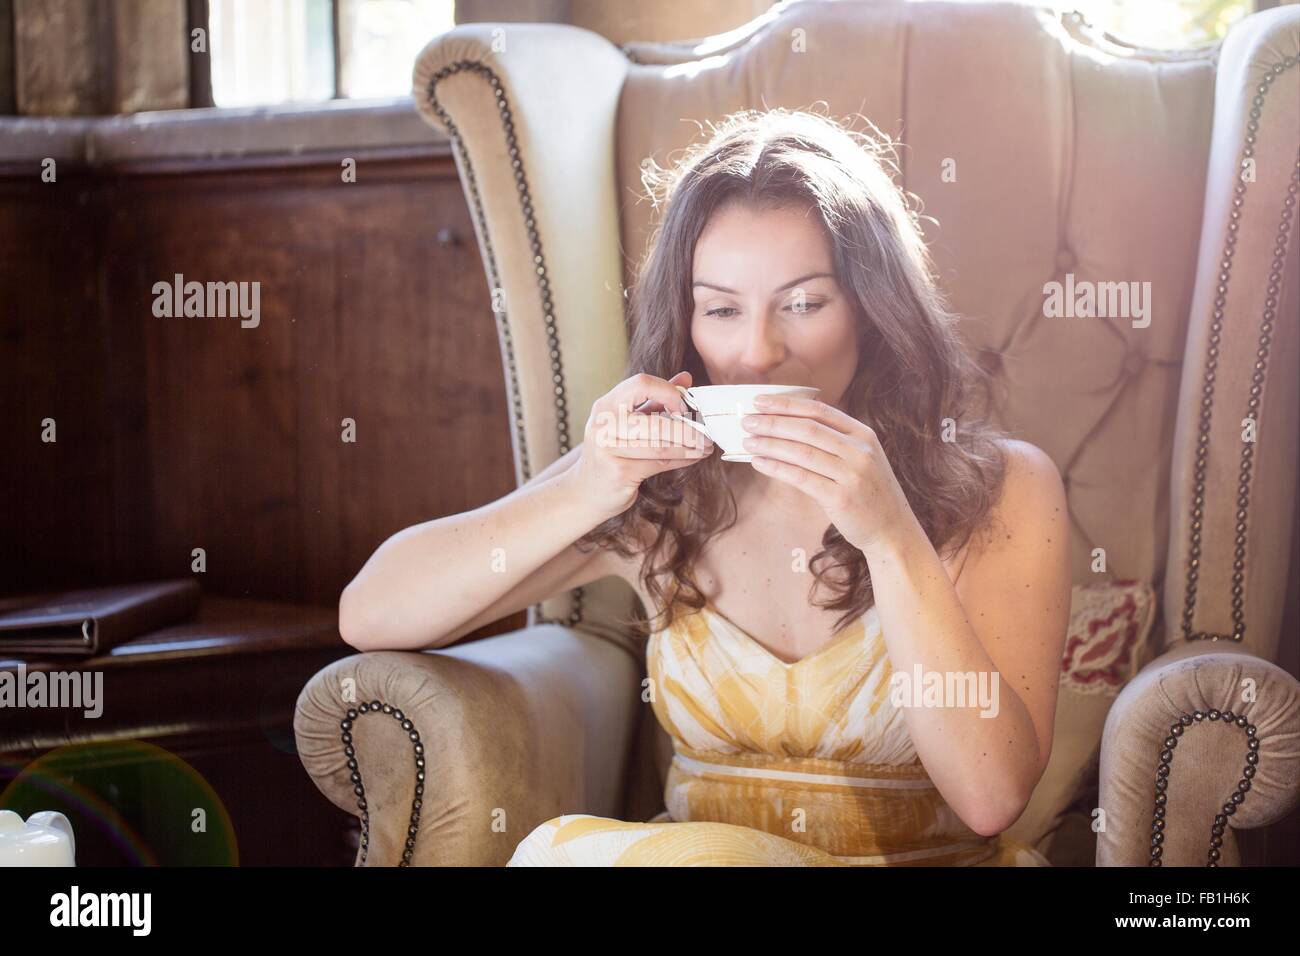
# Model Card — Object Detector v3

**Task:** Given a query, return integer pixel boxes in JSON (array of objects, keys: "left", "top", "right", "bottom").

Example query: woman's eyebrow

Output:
[{"left": 692, "top": 271, "right": 835, "bottom": 295}]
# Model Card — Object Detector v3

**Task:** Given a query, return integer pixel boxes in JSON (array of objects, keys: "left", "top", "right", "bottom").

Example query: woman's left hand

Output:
[{"left": 741, "top": 394, "right": 914, "bottom": 553}]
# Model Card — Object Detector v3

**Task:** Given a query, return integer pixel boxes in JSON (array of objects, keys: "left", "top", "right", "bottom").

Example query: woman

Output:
[{"left": 340, "top": 108, "right": 1072, "bottom": 866}]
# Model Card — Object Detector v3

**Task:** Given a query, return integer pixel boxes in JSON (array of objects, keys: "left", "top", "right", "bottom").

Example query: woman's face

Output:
[{"left": 690, "top": 200, "right": 859, "bottom": 406}]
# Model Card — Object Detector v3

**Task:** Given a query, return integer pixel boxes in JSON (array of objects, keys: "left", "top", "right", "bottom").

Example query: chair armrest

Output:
[
  {"left": 294, "top": 624, "right": 642, "bottom": 865},
  {"left": 1097, "top": 641, "right": 1300, "bottom": 866}
]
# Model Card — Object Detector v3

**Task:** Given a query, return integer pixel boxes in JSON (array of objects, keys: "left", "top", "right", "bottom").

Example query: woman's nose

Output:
[{"left": 741, "top": 315, "right": 786, "bottom": 371}]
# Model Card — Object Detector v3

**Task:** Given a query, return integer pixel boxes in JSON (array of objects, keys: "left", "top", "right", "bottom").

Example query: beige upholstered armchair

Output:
[{"left": 295, "top": 0, "right": 1300, "bottom": 866}]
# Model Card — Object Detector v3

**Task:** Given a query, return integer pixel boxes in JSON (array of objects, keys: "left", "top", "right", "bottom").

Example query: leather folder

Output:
[{"left": 0, "top": 579, "right": 201, "bottom": 656}]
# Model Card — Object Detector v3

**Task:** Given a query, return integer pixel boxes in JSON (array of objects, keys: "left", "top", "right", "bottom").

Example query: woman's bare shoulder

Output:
[
  {"left": 962, "top": 438, "right": 1066, "bottom": 561},
  {"left": 944, "top": 438, "right": 1061, "bottom": 573},
  {"left": 995, "top": 439, "right": 1066, "bottom": 513}
]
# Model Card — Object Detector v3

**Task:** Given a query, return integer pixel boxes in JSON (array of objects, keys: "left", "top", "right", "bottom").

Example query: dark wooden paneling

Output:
[
  {"left": 2, "top": 147, "right": 521, "bottom": 629},
  {"left": 0, "top": 0, "right": 14, "bottom": 114},
  {"left": 0, "top": 165, "right": 116, "bottom": 590}
]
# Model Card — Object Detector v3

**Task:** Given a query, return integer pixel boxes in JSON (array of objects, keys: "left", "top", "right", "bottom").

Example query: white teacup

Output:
[{"left": 669, "top": 384, "right": 820, "bottom": 462}]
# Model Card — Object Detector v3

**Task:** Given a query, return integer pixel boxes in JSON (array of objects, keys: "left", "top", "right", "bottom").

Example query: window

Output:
[
  {"left": 204, "top": 0, "right": 1265, "bottom": 109},
  {"left": 1054, "top": 0, "right": 1252, "bottom": 47},
  {"left": 935, "top": 0, "right": 1254, "bottom": 48},
  {"left": 208, "top": 0, "right": 456, "bottom": 107}
]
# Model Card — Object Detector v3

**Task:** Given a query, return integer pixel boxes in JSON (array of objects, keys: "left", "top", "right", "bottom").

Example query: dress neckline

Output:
[{"left": 697, "top": 597, "right": 879, "bottom": 669}]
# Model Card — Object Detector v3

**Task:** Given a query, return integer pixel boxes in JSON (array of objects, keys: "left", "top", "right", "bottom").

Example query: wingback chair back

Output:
[
  {"left": 414, "top": 0, "right": 1299, "bottom": 660},
  {"left": 292, "top": 0, "right": 1300, "bottom": 866}
]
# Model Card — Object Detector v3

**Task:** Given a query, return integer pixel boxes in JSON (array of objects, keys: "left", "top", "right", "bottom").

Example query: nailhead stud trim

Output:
[
  {"left": 1148, "top": 710, "right": 1259, "bottom": 866},
  {"left": 1182, "top": 55, "right": 1300, "bottom": 644},
  {"left": 342, "top": 701, "right": 425, "bottom": 866},
  {"left": 425, "top": 60, "right": 584, "bottom": 628}
]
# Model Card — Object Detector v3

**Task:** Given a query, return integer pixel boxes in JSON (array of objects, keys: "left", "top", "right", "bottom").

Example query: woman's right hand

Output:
[{"left": 567, "top": 370, "right": 714, "bottom": 520}]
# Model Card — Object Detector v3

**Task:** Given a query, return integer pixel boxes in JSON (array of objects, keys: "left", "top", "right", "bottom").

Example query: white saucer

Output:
[{"left": 720, "top": 453, "right": 755, "bottom": 462}]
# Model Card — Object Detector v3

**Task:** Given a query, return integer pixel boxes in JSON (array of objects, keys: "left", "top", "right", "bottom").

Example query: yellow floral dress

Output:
[{"left": 507, "top": 599, "right": 1050, "bottom": 866}]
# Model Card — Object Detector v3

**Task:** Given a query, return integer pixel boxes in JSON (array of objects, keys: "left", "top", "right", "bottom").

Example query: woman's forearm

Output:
[
  {"left": 863, "top": 513, "right": 1041, "bottom": 836},
  {"left": 339, "top": 464, "right": 608, "bottom": 651}
]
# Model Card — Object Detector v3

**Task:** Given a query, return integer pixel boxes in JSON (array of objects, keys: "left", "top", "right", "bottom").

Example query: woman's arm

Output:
[
  {"left": 863, "top": 440, "right": 1071, "bottom": 836},
  {"left": 338, "top": 443, "right": 616, "bottom": 652},
  {"left": 339, "top": 371, "right": 711, "bottom": 652}
]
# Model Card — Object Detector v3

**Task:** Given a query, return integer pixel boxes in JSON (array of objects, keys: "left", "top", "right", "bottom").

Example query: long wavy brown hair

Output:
[{"left": 576, "top": 106, "right": 1010, "bottom": 638}]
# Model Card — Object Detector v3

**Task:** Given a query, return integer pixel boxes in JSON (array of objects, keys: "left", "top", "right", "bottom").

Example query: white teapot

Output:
[{"left": 0, "top": 810, "right": 76, "bottom": 866}]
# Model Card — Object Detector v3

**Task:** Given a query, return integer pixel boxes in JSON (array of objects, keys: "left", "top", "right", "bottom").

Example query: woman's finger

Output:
[
  {"left": 645, "top": 452, "right": 715, "bottom": 475},
  {"left": 592, "top": 410, "right": 711, "bottom": 449},
  {"left": 615, "top": 374, "right": 689, "bottom": 416},
  {"left": 610, "top": 440, "right": 714, "bottom": 460}
]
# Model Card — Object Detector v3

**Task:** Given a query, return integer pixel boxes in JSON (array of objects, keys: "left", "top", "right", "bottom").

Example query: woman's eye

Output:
[{"left": 703, "top": 302, "right": 824, "bottom": 318}]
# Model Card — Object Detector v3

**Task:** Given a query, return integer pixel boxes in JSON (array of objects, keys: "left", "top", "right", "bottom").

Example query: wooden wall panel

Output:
[
  {"left": 0, "top": 167, "right": 115, "bottom": 591},
  {"left": 2, "top": 147, "right": 521, "bottom": 630}
]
